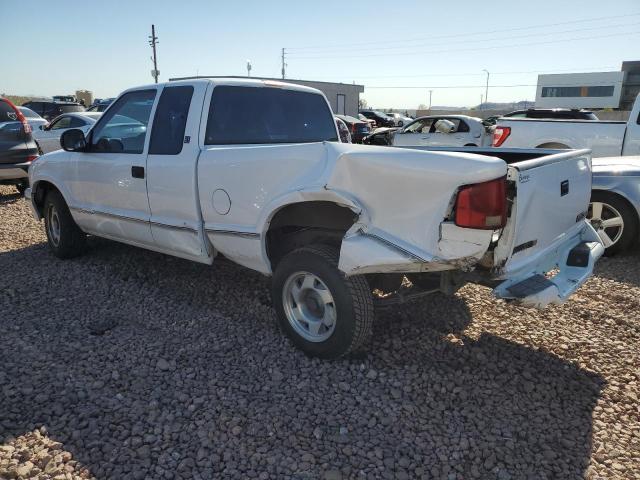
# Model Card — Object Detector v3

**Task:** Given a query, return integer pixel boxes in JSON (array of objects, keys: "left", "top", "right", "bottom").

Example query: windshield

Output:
[{"left": 18, "top": 107, "right": 39, "bottom": 118}]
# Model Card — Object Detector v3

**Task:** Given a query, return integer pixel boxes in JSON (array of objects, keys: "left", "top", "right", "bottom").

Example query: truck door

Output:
[
  {"left": 146, "top": 82, "right": 211, "bottom": 261},
  {"left": 68, "top": 89, "right": 157, "bottom": 246}
]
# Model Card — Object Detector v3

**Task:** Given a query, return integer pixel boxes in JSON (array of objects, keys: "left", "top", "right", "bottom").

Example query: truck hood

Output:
[{"left": 593, "top": 155, "right": 640, "bottom": 176}]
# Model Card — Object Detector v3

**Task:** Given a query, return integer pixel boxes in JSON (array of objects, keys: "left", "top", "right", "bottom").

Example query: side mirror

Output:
[
  {"left": 61, "top": 129, "right": 87, "bottom": 152},
  {"left": 39, "top": 124, "right": 45, "bottom": 131}
]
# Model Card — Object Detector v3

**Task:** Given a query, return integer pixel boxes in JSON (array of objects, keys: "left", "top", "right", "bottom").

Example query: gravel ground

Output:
[{"left": 0, "top": 184, "right": 638, "bottom": 480}]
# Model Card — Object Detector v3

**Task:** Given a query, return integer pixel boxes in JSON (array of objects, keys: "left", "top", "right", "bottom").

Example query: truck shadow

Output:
[{"left": 0, "top": 238, "right": 604, "bottom": 479}]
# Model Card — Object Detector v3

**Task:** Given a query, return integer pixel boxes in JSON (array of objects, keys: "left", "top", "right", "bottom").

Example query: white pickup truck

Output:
[
  {"left": 493, "top": 94, "right": 640, "bottom": 158},
  {"left": 26, "top": 78, "right": 603, "bottom": 358}
]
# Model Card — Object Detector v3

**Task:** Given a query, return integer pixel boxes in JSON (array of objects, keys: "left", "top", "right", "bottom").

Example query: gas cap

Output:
[{"left": 212, "top": 189, "right": 231, "bottom": 215}]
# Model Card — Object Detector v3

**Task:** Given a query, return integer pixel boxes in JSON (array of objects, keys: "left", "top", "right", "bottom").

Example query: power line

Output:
[
  {"left": 306, "top": 66, "right": 618, "bottom": 81},
  {"left": 366, "top": 80, "right": 626, "bottom": 89},
  {"left": 287, "top": 30, "right": 640, "bottom": 60},
  {"left": 287, "top": 21, "right": 640, "bottom": 56},
  {"left": 286, "top": 12, "right": 640, "bottom": 51}
]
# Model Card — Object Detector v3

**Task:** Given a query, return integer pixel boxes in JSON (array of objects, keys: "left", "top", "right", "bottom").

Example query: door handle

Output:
[{"left": 131, "top": 166, "right": 145, "bottom": 179}]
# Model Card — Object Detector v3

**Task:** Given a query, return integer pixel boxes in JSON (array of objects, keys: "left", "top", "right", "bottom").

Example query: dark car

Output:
[
  {"left": 22, "top": 100, "right": 85, "bottom": 121},
  {"left": 335, "top": 114, "right": 370, "bottom": 143},
  {"left": 87, "top": 98, "right": 115, "bottom": 112},
  {"left": 0, "top": 98, "right": 39, "bottom": 194},
  {"left": 359, "top": 110, "right": 395, "bottom": 128},
  {"left": 503, "top": 108, "right": 599, "bottom": 120}
]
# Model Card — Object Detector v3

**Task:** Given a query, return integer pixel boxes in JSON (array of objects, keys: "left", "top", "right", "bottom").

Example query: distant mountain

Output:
[{"left": 473, "top": 101, "right": 534, "bottom": 110}]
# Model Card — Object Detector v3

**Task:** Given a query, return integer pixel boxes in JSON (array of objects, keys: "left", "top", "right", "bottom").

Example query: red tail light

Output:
[
  {"left": 351, "top": 123, "right": 356, "bottom": 134},
  {"left": 26, "top": 155, "right": 38, "bottom": 162},
  {"left": 492, "top": 126, "right": 510, "bottom": 147},
  {"left": 455, "top": 177, "right": 507, "bottom": 230},
  {"left": 2, "top": 98, "right": 31, "bottom": 135}
]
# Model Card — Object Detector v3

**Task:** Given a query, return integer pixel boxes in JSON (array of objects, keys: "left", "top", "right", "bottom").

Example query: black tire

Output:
[
  {"left": 16, "top": 181, "right": 28, "bottom": 195},
  {"left": 271, "top": 244, "right": 374, "bottom": 359},
  {"left": 43, "top": 189, "right": 87, "bottom": 259},
  {"left": 589, "top": 191, "right": 638, "bottom": 256}
]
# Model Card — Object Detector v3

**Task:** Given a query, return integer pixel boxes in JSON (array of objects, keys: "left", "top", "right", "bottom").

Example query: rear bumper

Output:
[
  {"left": 492, "top": 221, "right": 603, "bottom": 308},
  {"left": 0, "top": 162, "right": 30, "bottom": 181}
]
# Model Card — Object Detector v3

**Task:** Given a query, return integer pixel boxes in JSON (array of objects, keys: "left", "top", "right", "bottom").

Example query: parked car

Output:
[
  {"left": 87, "top": 98, "right": 115, "bottom": 112},
  {"left": 32, "top": 112, "right": 102, "bottom": 154},
  {"left": 492, "top": 94, "right": 640, "bottom": 157},
  {"left": 0, "top": 97, "right": 39, "bottom": 194},
  {"left": 335, "top": 114, "right": 370, "bottom": 143},
  {"left": 386, "top": 112, "right": 413, "bottom": 127},
  {"left": 362, "top": 127, "right": 398, "bottom": 146},
  {"left": 359, "top": 110, "right": 395, "bottom": 128},
  {"left": 18, "top": 106, "right": 48, "bottom": 132},
  {"left": 26, "top": 78, "right": 602, "bottom": 359},
  {"left": 589, "top": 155, "right": 640, "bottom": 254},
  {"left": 393, "top": 115, "right": 493, "bottom": 148},
  {"left": 335, "top": 116, "right": 351, "bottom": 143},
  {"left": 22, "top": 100, "right": 85, "bottom": 121},
  {"left": 503, "top": 108, "right": 599, "bottom": 120},
  {"left": 358, "top": 113, "right": 376, "bottom": 129}
]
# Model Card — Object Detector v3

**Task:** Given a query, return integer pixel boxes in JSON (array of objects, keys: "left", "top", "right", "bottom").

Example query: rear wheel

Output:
[
  {"left": 272, "top": 244, "right": 374, "bottom": 359},
  {"left": 588, "top": 192, "right": 638, "bottom": 255},
  {"left": 43, "top": 190, "right": 87, "bottom": 259}
]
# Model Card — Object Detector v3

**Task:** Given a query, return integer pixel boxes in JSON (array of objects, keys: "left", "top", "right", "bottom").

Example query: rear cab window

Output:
[{"left": 205, "top": 86, "right": 338, "bottom": 145}]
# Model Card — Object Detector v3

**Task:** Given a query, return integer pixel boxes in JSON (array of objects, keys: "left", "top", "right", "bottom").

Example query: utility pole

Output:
[
  {"left": 428, "top": 90, "right": 433, "bottom": 111},
  {"left": 480, "top": 94, "right": 483, "bottom": 110},
  {"left": 246, "top": 60, "right": 252, "bottom": 77},
  {"left": 281, "top": 48, "right": 286, "bottom": 79},
  {"left": 149, "top": 24, "right": 159, "bottom": 84},
  {"left": 482, "top": 69, "right": 489, "bottom": 109}
]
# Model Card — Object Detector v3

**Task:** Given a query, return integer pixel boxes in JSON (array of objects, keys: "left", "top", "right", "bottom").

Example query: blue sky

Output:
[{"left": 1, "top": 0, "right": 639, "bottom": 108}]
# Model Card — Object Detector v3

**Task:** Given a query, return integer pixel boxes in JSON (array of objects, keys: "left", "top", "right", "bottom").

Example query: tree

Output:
[{"left": 358, "top": 98, "right": 368, "bottom": 109}]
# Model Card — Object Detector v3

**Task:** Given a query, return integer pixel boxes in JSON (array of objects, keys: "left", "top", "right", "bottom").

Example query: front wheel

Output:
[
  {"left": 588, "top": 192, "right": 638, "bottom": 255},
  {"left": 43, "top": 190, "right": 87, "bottom": 259},
  {"left": 272, "top": 244, "right": 374, "bottom": 359}
]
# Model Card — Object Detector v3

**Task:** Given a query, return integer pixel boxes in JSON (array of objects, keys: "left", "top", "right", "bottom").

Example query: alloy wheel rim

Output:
[
  {"left": 588, "top": 201, "right": 624, "bottom": 248},
  {"left": 282, "top": 271, "right": 336, "bottom": 342},
  {"left": 47, "top": 205, "right": 61, "bottom": 247}
]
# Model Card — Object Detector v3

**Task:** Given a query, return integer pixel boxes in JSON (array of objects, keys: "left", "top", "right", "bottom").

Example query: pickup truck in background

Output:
[
  {"left": 26, "top": 78, "right": 603, "bottom": 358},
  {"left": 493, "top": 94, "right": 640, "bottom": 158}
]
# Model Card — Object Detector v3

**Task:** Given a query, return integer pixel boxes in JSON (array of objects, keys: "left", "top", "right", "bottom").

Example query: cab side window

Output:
[
  {"left": 90, "top": 90, "right": 156, "bottom": 154},
  {"left": 149, "top": 86, "right": 193, "bottom": 155}
]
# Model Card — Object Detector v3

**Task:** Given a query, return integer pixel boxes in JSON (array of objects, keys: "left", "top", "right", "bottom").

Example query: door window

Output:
[
  {"left": 50, "top": 116, "right": 72, "bottom": 130},
  {"left": 149, "top": 86, "right": 193, "bottom": 155},
  {"left": 404, "top": 118, "right": 433, "bottom": 133},
  {"left": 90, "top": 90, "right": 156, "bottom": 154}
]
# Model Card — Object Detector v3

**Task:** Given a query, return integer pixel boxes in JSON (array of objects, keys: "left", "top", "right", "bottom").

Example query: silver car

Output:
[
  {"left": 589, "top": 155, "right": 640, "bottom": 254},
  {"left": 32, "top": 112, "right": 102, "bottom": 154},
  {"left": 18, "top": 106, "right": 48, "bottom": 132}
]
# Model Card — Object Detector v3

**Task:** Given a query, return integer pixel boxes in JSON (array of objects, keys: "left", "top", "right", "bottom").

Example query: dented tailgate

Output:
[{"left": 492, "top": 149, "right": 593, "bottom": 277}]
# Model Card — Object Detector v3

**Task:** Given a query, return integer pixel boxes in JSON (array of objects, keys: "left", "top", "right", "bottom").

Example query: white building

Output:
[{"left": 535, "top": 71, "right": 625, "bottom": 109}]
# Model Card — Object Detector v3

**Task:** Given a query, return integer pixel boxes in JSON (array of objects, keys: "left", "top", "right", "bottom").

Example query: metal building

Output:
[{"left": 168, "top": 75, "right": 364, "bottom": 117}]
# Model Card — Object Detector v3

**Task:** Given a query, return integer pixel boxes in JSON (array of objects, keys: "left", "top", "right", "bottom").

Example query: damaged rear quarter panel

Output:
[{"left": 324, "top": 144, "right": 506, "bottom": 274}]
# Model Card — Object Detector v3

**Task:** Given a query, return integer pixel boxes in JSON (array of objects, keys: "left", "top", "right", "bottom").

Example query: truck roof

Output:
[{"left": 157, "top": 77, "right": 325, "bottom": 96}]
